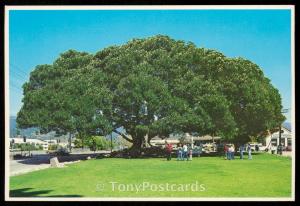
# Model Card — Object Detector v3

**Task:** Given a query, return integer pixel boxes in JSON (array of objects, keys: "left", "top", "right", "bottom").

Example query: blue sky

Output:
[{"left": 9, "top": 9, "right": 292, "bottom": 122}]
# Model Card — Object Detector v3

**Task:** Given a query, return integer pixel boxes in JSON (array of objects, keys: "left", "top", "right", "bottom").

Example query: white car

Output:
[{"left": 247, "top": 143, "right": 264, "bottom": 151}]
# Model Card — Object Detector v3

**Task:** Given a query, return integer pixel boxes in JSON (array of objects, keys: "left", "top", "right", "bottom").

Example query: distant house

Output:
[
  {"left": 150, "top": 136, "right": 180, "bottom": 148},
  {"left": 10, "top": 137, "right": 70, "bottom": 151},
  {"left": 149, "top": 133, "right": 222, "bottom": 148},
  {"left": 44, "top": 139, "right": 72, "bottom": 148},
  {"left": 44, "top": 139, "right": 58, "bottom": 144},
  {"left": 184, "top": 135, "right": 222, "bottom": 146},
  {"left": 264, "top": 124, "right": 292, "bottom": 151},
  {"left": 10, "top": 137, "right": 49, "bottom": 150}
]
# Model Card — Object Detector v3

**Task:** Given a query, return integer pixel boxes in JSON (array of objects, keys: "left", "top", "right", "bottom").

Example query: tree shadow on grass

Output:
[
  {"left": 17, "top": 154, "right": 50, "bottom": 165},
  {"left": 16, "top": 153, "right": 104, "bottom": 165},
  {"left": 10, "top": 187, "right": 83, "bottom": 197}
]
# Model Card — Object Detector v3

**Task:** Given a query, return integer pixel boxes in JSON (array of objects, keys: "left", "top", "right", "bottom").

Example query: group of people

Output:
[
  {"left": 165, "top": 141, "right": 193, "bottom": 161},
  {"left": 224, "top": 144, "right": 235, "bottom": 160},
  {"left": 165, "top": 141, "right": 253, "bottom": 161},
  {"left": 224, "top": 143, "right": 252, "bottom": 160},
  {"left": 176, "top": 143, "right": 193, "bottom": 161}
]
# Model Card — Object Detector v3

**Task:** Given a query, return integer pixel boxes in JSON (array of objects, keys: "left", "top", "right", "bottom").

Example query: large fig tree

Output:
[{"left": 17, "top": 35, "right": 285, "bottom": 156}]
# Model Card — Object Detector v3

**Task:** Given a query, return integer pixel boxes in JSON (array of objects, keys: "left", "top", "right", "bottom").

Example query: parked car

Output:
[
  {"left": 246, "top": 142, "right": 264, "bottom": 152},
  {"left": 286, "top": 145, "right": 292, "bottom": 151},
  {"left": 192, "top": 146, "right": 203, "bottom": 156},
  {"left": 55, "top": 147, "right": 70, "bottom": 156},
  {"left": 202, "top": 143, "right": 217, "bottom": 153},
  {"left": 48, "top": 147, "right": 70, "bottom": 156}
]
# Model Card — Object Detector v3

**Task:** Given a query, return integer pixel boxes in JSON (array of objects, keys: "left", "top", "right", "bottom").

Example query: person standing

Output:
[
  {"left": 165, "top": 141, "right": 173, "bottom": 161},
  {"left": 232, "top": 144, "right": 235, "bottom": 160},
  {"left": 255, "top": 144, "right": 259, "bottom": 152},
  {"left": 177, "top": 143, "right": 183, "bottom": 161},
  {"left": 227, "top": 145, "right": 232, "bottom": 160},
  {"left": 182, "top": 144, "right": 188, "bottom": 161},
  {"left": 224, "top": 144, "right": 229, "bottom": 160},
  {"left": 239, "top": 144, "right": 244, "bottom": 159},
  {"left": 247, "top": 143, "right": 252, "bottom": 160},
  {"left": 199, "top": 143, "right": 203, "bottom": 157},
  {"left": 188, "top": 145, "right": 193, "bottom": 161}
]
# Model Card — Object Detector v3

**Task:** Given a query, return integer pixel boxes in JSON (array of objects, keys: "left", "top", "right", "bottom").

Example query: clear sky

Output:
[{"left": 9, "top": 9, "right": 292, "bottom": 122}]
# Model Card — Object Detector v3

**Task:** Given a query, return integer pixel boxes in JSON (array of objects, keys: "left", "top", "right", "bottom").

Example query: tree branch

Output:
[
  {"left": 113, "top": 129, "right": 133, "bottom": 143},
  {"left": 147, "top": 136, "right": 154, "bottom": 147}
]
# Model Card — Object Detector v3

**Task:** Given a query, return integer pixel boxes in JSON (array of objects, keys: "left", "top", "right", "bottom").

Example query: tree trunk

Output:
[
  {"left": 81, "top": 136, "right": 84, "bottom": 150},
  {"left": 69, "top": 133, "right": 72, "bottom": 153},
  {"left": 147, "top": 137, "right": 154, "bottom": 147},
  {"left": 128, "top": 136, "right": 144, "bottom": 157}
]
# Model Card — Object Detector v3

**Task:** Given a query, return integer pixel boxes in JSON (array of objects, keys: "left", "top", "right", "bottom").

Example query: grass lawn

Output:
[{"left": 10, "top": 153, "right": 291, "bottom": 198}]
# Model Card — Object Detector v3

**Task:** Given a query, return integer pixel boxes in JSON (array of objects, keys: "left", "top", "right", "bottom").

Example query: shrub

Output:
[
  {"left": 86, "top": 136, "right": 113, "bottom": 152},
  {"left": 48, "top": 144, "right": 58, "bottom": 150}
]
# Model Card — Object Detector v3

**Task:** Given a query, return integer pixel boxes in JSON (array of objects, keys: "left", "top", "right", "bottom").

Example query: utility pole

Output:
[
  {"left": 110, "top": 133, "right": 113, "bottom": 153},
  {"left": 69, "top": 133, "right": 72, "bottom": 153},
  {"left": 278, "top": 108, "right": 289, "bottom": 155},
  {"left": 278, "top": 124, "right": 282, "bottom": 155}
]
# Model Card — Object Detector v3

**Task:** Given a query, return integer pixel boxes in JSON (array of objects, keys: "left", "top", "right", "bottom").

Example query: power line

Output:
[
  {"left": 9, "top": 63, "right": 41, "bottom": 87},
  {"left": 9, "top": 64, "right": 30, "bottom": 86},
  {"left": 10, "top": 84, "right": 23, "bottom": 93},
  {"left": 10, "top": 81, "right": 23, "bottom": 90},
  {"left": 10, "top": 70, "right": 28, "bottom": 82},
  {"left": 9, "top": 63, "right": 30, "bottom": 76}
]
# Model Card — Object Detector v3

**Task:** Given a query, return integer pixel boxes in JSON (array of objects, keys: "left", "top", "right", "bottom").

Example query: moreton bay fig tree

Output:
[{"left": 17, "top": 35, "right": 285, "bottom": 156}]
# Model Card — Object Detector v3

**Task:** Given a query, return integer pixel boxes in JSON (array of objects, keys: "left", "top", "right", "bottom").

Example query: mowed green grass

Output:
[{"left": 10, "top": 153, "right": 291, "bottom": 197}]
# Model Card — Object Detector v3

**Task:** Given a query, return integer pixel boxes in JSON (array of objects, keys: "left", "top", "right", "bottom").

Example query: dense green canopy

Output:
[{"left": 17, "top": 35, "right": 285, "bottom": 154}]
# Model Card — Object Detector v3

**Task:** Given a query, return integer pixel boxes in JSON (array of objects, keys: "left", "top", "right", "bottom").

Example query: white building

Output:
[
  {"left": 149, "top": 133, "right": 222, "bottom": 149},
  {"left": 10, "top": 137, "right": 49, "bottom": 150},
  {"left": 264, "top": 124, "right": 292, "bottom": 152},
  {"left": 44, "top": 139, "right": 58, "bottom": 144},
  {"left": 150, "top": 136, "right": 180, "bottom": 148},
  {"left": 44, "top": 139, "right": 72, "bottom": 148}
]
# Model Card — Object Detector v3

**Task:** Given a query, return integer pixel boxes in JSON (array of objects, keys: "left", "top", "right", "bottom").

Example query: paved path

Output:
[
  {"left": 9, "top": 150, "right": 111, "bottom": 176},
  {"left": 10, "top": 154, "right": 51, "bottom": 176}
]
